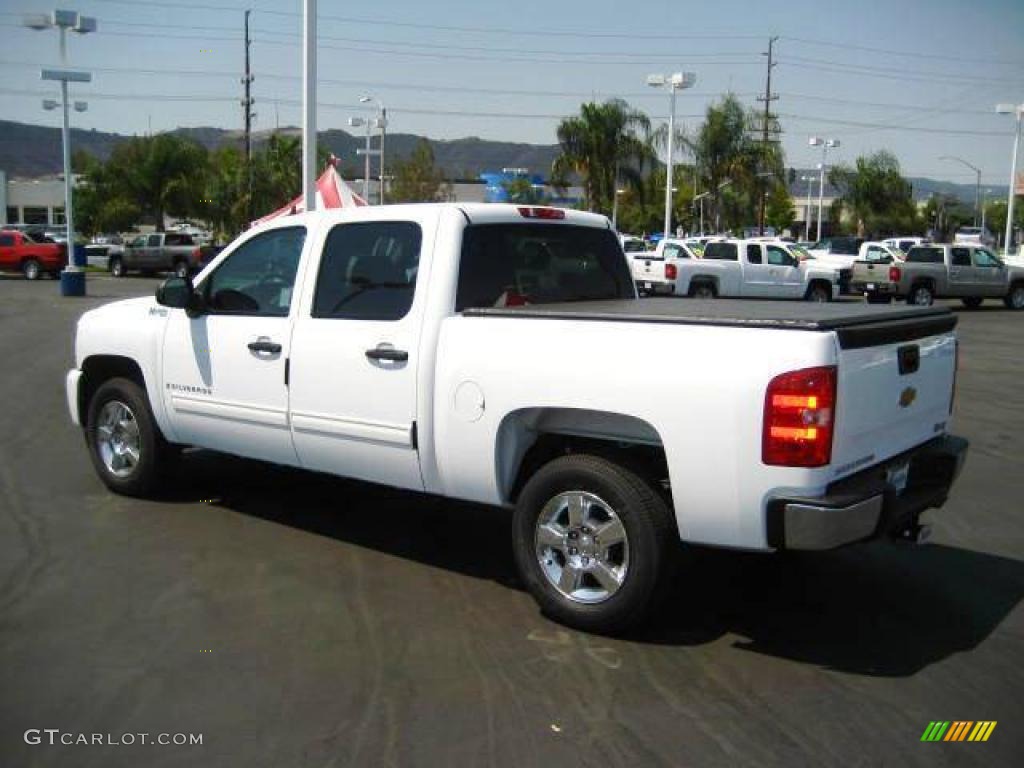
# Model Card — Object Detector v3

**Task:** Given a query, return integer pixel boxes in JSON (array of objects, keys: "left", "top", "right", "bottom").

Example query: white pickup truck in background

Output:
[
  {"left": 673, "top": 239, "right": 840, "bottom": 300},
  {"left": 629, "top": 238, "right": 700, "bottom": 295},
  {"left": 65, "top": 203, "right": 967, "bottom": 633}
]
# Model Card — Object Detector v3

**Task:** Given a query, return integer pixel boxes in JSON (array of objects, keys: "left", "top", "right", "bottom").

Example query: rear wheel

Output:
[
  {"left": 1005, "top": 283, "right": 1024, "bottom": 310},
  {"left": 109, "top": 257, "right": 124, "bottom": 277},
  {"left": 961, "top": 296, "right": 984, "bottom": 309},
  {"left": 513, "top": 454, "right": 678, "bottom": 634},
  {"left": 85, "top": 377, "right": 172, "bottom": 497},
  {"left": 22, "top": 259, "right": 41, "bottom": 280},
  {"left": 909, "top": 283, "right": 934, "bottom": 306},
  {"left": 690, "top": 282, "right": 716, "bottom": 299}
]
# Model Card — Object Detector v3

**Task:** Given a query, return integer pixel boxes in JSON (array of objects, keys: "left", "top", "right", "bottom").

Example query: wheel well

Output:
[
  {"left": 806, "top": 278, "right": 831, "bottom": 295},
  {"left": 911, "top": 278, "right": 935, "bottom": 291},
  {"left": 79, "top": 355, "right": 146, "bottom": 423},
  {"left": 688, "top": 276, "right": 718, "bottom": 295},
  {"left": 499, "top": 408, "right": 670, "bottom": 505}
]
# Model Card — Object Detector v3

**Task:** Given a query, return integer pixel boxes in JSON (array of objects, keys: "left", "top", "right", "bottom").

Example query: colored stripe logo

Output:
[{"left": 921, "top": 721, "right": 997, "bottom": 742}]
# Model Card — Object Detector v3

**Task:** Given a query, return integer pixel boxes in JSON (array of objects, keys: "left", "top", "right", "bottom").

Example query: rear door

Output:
[
  {"left": 287, "top": 211, "right": 438, "bottom": 491},
  {"left": 740, "top": 243, "right": 773, "bottom": 296},
  {"left": 831, "top": 319, "right": 957, "bottom": 477},
  {"left": 948, "top": 246, "right": 977, "bottom": 296}
]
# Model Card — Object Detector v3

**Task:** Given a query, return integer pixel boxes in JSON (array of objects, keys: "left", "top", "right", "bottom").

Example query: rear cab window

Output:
[
  {"left": 906, "top": 246, "right": 945, "bottom": 264},
  {"left": 703, "top": 242, "right": 739, "bottom": 261},
  {"left": 455, "top": 223, "right": 632, "bottom": 310}
]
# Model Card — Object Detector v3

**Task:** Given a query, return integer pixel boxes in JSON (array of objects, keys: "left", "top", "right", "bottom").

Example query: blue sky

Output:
[{"left": 1, "top": 0, "right": 1022, "bottom": 187}]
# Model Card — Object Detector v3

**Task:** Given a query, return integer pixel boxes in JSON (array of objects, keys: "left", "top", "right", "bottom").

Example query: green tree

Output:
[
  {"left": 502, "top": 176, "right": 546, "bottom": 204},
  {"left": 389, "top": 139, "right": 447, "bottom": 203},
  {"left": 829, "top": 151, "right": 918, "bottom": 237},
  {"left": 765, "top": 183, "right": 796, "bottom": 232},
  {"left": 553, "top": 99, "right": 651, "bottom": 215}
]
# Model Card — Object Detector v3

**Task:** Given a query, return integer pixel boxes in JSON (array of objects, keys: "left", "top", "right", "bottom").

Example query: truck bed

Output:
[{"left": 463, "top": 298, "right": 956, "bottom": 349}]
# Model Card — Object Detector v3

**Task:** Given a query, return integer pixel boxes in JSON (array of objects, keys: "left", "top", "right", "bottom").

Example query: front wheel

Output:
[
  {"left": 1005, "top": 283, "right": 1024, "bottom": 310},
  {"left": 85, "top": 377, "right": 172, "bottom": 497},
  {"left": 22, "top": 259, "right": 41, "bottom": 280},
  {"left": 909, "top": 284, "right": 934, "bottom": 306},
  {"left": 513, "top": 454, "right": 678, "bottom": 634},
  {"left": 109, "top": 257, "right": 124, "bottom": 277}
]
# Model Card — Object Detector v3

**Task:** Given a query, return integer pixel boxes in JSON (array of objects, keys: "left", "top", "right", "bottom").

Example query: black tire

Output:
[
  {"left": 866, "top": 293, "right": 893, "bottom": 304},
  {"left": 1005, "top": 282, "right": 1024, "bottom": 310},
  {"left": 84, "top": 377, "right": 172, "bottom": 497},
  {"left": 804, "top": 282, "right": 831, "bottom": 302},
  {"left": 690, "top": 282, "right": 716, "bottom": 299},
  {"left": 513, "top": 454, "right": 679, "bottom": 634},
  {"left": 22, "top": 259, "right": 41, "bottom": 280},
  {"left": 173, "top": 260, "right": 190, "bottom": 279},
  {"left": 961, "top": 296, "right": 984, "bottom": 309},
  {"left": 909, "top": 283, "right": 934, "bottom": 306},
  {"left": 109, "top": 257, "right": 124, "bottom": 277}
]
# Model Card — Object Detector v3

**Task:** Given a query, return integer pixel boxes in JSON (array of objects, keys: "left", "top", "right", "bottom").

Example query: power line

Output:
[{"left": 779, "top": 55, "right": 1021, "bottom": 85}]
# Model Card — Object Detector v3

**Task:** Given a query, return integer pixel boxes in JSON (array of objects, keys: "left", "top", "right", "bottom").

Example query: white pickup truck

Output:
[
  {"left": 65, "top": 203, "right": 968, "bottom": 633},
  {"left": 630, "top": 238, "right": 700, "bottom": 295},
  {"left": 673, "top": 239, "right": 840, "bottom": 301}
]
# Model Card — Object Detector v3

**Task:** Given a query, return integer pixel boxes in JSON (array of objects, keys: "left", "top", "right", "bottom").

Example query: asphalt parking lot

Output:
[{"left": 1, "top": 273, "right": 1022, "bottom": 768}]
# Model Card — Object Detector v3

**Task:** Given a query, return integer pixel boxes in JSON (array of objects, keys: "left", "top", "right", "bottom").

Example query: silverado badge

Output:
[{"left": 899, "top": 386, "right": 917, "bottom": 408}]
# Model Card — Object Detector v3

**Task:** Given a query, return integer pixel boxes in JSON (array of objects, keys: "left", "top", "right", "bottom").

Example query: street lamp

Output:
[
  {"left": 996, "top": 103, "right": 1023, "bottom": 256},
  {"left": 800, "top": 174, "right": 815, "bottom": 241},
  {"left": 939, "top": 155, "right": 982, "bottom": 226},
  {"left": 361, "top": 95, "right": 387, "bottom": 204},
  {"left": 25, "top": 9, "right": 96, "bottom": 297},
  {"left": 611, "top": 188, "right": 625, "bottom": 231},
  {"left": 808, "top": 136, "right": 839, "bottom": 241},
  {"left": 647, "top": 71, "right": 697, "bottom": 239},
  {"left": 348, "top": 116, "right": 374, "bottom": 203}
]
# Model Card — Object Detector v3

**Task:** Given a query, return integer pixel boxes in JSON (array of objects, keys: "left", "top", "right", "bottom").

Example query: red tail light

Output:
[
  {"left": 664, "top": 263, "right": 678, "bottom": 280},
  {"left": 889, "top": 266, "right": 901, "bottom": 282},
  {"left": 762, "top": 366, "right": 837, "bottom": 467},
  {"left": 517, "top": 206, "right": 565, "bottom": 220}
]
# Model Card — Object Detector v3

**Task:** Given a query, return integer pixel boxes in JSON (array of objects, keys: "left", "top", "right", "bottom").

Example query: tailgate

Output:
[
  {"left": 831, "top": 317, "right": 957, "bottom": 478},
  {"left": 632, "top": 254, "right": 666, "bottom": 282}
]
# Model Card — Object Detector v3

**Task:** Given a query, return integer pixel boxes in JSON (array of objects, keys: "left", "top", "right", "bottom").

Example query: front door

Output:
[
  {"left": 288, "top": 213, "right": 436, "bottom": 491},
  {"left": 765, "top": 244, "right": 804, "bottom": 297},
  {"left": 160, "top": 225, "right": 308, "bottom": 466},
  {"left": 972, "top": 247, "right": 1007, "bottom": 297}
]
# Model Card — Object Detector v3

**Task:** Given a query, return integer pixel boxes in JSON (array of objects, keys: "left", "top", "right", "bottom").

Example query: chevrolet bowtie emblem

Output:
[{"left": 899, "top": 387, "right": 917, "bottom": 408}]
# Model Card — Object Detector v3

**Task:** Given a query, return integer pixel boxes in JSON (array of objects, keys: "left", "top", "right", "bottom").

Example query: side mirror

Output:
[{"left": 156, "top": 276, "right": 205, "bottom": 317}]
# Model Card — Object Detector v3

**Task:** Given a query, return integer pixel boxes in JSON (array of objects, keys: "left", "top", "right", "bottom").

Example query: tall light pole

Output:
[
  {"left": 361, "top": 96, "right": 386, "bottom": 204},
  {"left": 348, "top": 116, "right": 372, "bottom": 202},
  {"left": 611, "top": 187, "right": 625, "bottom": 232},
  {"left": 808, "top": 136, "right": 839, "bottom": 241},
  {"left": 24, "top": 9, "right": 95, "bottom": 297},
  {"left": 939, "top": 155, "right": 982, "bottom": 226},
  {"left": 996, "top": 103, "right": 1023, "bottom": 256},
  {"left": 800, "top": 174, "right": 815, "bottom": 241},
  {"left": 302, "top": 0, "right": 317, "bottom": 212},
  {"left": 647, "top": 71, "right": 697, "bottom": 239}
]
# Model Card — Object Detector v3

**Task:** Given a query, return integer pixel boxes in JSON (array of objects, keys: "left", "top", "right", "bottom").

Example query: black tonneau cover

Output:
[{"left": 463, "top": 298, "right": 957, "bottom": 349}]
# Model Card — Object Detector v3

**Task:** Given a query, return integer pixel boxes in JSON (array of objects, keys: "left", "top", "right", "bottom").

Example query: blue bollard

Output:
[{"left": 59, "top": 243, "right": 88, "bottom": 296}]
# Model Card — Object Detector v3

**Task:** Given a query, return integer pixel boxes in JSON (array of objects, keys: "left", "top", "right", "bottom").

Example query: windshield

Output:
[{"left": 456, "top": 223, "right": 633, "bottom": 310}]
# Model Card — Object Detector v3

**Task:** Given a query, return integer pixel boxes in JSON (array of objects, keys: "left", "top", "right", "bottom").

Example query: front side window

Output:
[
  {"left": 202, "top": 226, "right": 305, "bottom": 316},
  {"left": 974, "top": 249, "right": 1001, "bottom": 268},
  {"left": 312, "top": 221, "right": 422, "bottom": 321},
  {"left": 765, "top": 245, "right": 792, "bottom": 266},
  {"left": 455, "top": 223, "right": 632, "bottom": 310}
]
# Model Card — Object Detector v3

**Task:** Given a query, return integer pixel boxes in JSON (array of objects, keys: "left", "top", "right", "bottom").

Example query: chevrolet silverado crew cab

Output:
[
  {"left": 674, "top": 239, "right": 839, "bottom": 301},
  {"left": 890, "top": 243, "right": 1024, "bottom": 309},
  {"left": 848, "top": 241, "right": 905, "bottom": 302},
  {"left": 66, "top": 203, "right": 968, "bottom": 633},
  {"left": 111, "top": 232, "right": 202, "bottom": 279},
  {"left": 630, "top": 238, "right": 700, "bottom": 296}
]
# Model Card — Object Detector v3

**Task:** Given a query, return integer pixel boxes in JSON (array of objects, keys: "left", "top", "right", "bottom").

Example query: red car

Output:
[{"left": 0, "top": 229, "right": 68, "bottom": 279}]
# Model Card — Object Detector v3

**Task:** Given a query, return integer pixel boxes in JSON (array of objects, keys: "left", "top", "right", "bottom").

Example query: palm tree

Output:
[{"left": 554, "top": 99, "right": 651, "bottom": 214}]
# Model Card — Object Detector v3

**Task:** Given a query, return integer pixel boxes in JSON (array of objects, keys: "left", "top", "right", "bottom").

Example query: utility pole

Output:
[
  {"left": 242, "top": 9, "right": 255, "bottom": 222},
  {"left": 756, "top": 36, "right": 779, "bottom": 236}
]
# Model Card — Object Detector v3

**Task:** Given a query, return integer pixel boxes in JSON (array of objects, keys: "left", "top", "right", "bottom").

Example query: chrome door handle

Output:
[
  {"left": 365, "top": 347, "right": 408, "bottom": 362},
  {"left": 248, "top": 339, "right": 281, "bottom": 354}
]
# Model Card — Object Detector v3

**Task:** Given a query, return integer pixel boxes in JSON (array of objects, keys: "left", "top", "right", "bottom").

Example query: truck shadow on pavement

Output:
[{"left": 168, "top": 449, "right": 1024, "bottom": 679}]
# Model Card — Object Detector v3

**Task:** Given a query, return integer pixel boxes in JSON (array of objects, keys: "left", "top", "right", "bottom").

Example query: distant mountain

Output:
[{"left": 0, "top": 119, "right": 560, "bottom": 182}]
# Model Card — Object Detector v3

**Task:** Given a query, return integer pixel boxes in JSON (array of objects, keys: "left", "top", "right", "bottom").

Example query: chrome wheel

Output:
[
  {"left": 535, "top": 491, "right": 630, "bottom": 605},
  {"left": 693, "top": 283, "right": 714, "bottom": 299},
  {"left": 23, "top": 260, "right": 40, "bottom": 280},
  {"left": 95, "top": 400, "right": 141, "bottom": 478},
  {"left": 911, "top": 286, "right": 933, "bottom": 306},
  {"left": 110, "top": 259, "right": 123, "bottom": 277},
  {"left": 1010, "top": 286, "right": 1024, "bottom": 309},
  {"left": 174, "top": 261, "right": 189, "bottom": 279}
]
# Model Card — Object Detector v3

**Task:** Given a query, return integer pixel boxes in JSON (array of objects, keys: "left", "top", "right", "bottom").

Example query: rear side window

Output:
[
  {"left": 951, "top": 248, "right": 972, "bottom": 267},
  {"left": 906, "top": 246, "right": 944, "bottom": 264},
  {"left": 703, "top": 242, "right": 738, "bottom": 261},
  {"left": 864, "top": 246, "right": 890, "bottom": 263},
  {"left": 664, "top": 244, "right": 684, "bottom": 259},
  {"left": 166, "top": 233, "right": 193, "bottom": 246},
  {"left": 746, "top": 244, "right": 762, "bottom": 264},
  {"left": 313, "top": 221, "right": 422, "bottom": 321},
  {"left": 455, "top": 223, "right": 632, "bottom": 310}
]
